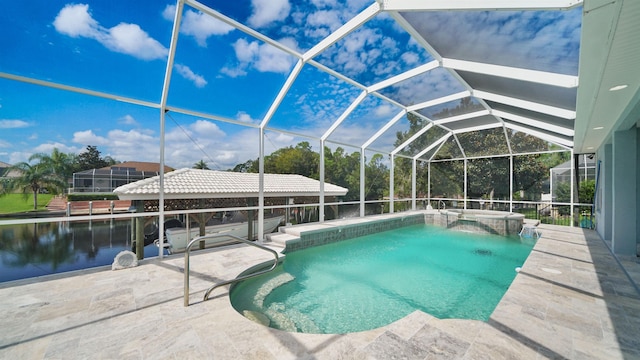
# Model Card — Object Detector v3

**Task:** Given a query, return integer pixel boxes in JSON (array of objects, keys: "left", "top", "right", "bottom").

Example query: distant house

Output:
[
  {"left": 0, "top": 161, "right": 10, "bottom": 177},
  {"left": 0, "top": 161, "right": 21, "bottom": 181},
  {"left": 71, "top": 161, "right": 174, "bottom": 193}
]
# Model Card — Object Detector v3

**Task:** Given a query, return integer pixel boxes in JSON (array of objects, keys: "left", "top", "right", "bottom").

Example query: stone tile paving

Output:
[{"left": 0, "top": 223, "right": 638, "bottom": 359}]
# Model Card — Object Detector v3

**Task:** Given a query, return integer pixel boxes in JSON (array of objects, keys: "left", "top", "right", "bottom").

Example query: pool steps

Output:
[
  {"left": 253, "top": 272, "right": 294, "bottom": 308},
  {"left": 245, "top": 271, "right": 320, "bottom": 332}
]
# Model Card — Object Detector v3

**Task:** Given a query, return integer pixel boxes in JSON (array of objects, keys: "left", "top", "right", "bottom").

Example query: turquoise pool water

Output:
[{"left": 230, "top": 224, "right": 534, "bottom": 334}]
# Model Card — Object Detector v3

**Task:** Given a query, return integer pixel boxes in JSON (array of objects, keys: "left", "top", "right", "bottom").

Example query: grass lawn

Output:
[{"left": 0, "top": 193, "right": 54, "bottom": 214}]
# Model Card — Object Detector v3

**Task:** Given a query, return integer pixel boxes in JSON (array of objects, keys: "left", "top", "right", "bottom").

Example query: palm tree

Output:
[
  {"left": 193, "top": 160, "right": 210, "bottom": 170},
  {"left": 3, "top": 159, "right": 67, "bottom": 210},
  {"left": 30, "top": 148, "right": 75, "bottom": 193}
]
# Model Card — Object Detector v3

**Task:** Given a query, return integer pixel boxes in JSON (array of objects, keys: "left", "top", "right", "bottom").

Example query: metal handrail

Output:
[
  {"left": 439, "top": 200, "right": 446, "bottom": 210},
  {"left": 184, "top": 233, "right": 279, "bottom": 307}
]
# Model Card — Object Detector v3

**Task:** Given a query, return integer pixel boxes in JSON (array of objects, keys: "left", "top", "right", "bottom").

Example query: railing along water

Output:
[{"left": 184, "top": 234, "right": 279, "bottom": 307}]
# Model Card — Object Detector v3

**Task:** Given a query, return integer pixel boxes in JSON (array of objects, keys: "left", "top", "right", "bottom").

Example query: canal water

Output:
[{"left": 0, "top": 220, "right": 167, "bottom": 283}]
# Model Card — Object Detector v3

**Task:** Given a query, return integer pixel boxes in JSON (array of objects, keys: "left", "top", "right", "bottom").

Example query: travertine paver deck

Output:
[{"left": 0, "top": 222, "right": 639, "bottom": 359}]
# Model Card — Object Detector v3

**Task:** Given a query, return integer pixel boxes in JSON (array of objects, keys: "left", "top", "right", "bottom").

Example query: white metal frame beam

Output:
[
  {"left": 451, "top": 122, "right": 503, "bottom": 134},
  {"left": 433, "top": 110, "right": 490, "bottom": 125},
  {"left": 303, "top": 2, "right": 381, "bottom": 62},
  {"left": 473, "top": 90, "right": 576, "bottom": 119},
  {"left": 504, "top": 122, "right": 573, "bottom": 148},
  {"left": 406, "top": 91, "right": 471, "bottom": 112},
  {"left": 442, "top": 58, "right": 579, "bottom": 88},
  {"left": 391, "top": 123, "right": 434, "bottom": 155},
  {"left": 260, "top": 60, "right": 304, "bottom": 128},
  {"left": 413, "top": 134, "right": 451, "bottom": 160},
  {"left": 492, "top": 109, "right": 574, "bottom": 137},
  {"left": 380, "top": 0, "right": 583, "bottom": 11},
  {"left": 362, "top": 110, "right": 407, "bottom": 149},
  {"left": 367, "top": 60, "right": 439, "bottom": 93},
  {"left": 321, "top": 91, "right": 368, "bottom": 141}
]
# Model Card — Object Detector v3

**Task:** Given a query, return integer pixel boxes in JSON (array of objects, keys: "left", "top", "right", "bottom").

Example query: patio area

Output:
[{"left": 0, "top": 222, "right": 639, "bottom": 359}]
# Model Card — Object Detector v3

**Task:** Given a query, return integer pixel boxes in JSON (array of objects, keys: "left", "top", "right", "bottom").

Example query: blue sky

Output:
[{"left": 0, "top": 1, "right": 581, "bottom": 170}]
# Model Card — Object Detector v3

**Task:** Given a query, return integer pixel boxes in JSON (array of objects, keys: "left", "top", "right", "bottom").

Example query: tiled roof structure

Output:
[{"left": 113, "top": 168, "right": 348, "bottom": 200}]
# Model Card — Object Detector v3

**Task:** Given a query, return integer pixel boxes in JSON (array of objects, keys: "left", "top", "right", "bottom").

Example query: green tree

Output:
[
  {"left": 74, "top": 145, "right": 111, "bottom": 172},
  {"left": 324, "top": 146, "right": 360, "bottom": 201},
  {"left": 2, "top": 156, "right": 67, "bottom": 209},
  {"left": 193, "top": 159, "right": 210, "bottom": 169},
  {"left": 231, "top": 159, "right": 257, "bottom": 173},
  {"left": 364, "top": 154, "right": 388, "bottom": 200},
  {"left": 264, "top": 142, "right": 319, "bottom": 177},
  {"left": 579, "top": 179, "right": 595, "bottom": 204},
  {"left": 30, "top": 148, "right": 76, "bottom": 193}
]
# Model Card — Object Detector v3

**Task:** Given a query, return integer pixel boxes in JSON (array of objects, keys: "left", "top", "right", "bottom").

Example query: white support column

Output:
[
  {"left": 360, "top": 149, "right": 366, "bottom": 217},
  {"left": 597, "top": 144, "right": 613, "bottom": 241},
  {"left": 570, "top": 150, "right": 575, "bottom": 227},
  {"left": 509, "top": 155, "right": 514, "bottom": 212},
  {"left": 463, "top": 158, "right": 468, "bottom": 210},
  {"left": 157, "top": 0, "right": 185, "bottom": 258},
  {"left": 390, "top": 155, "right": 395, "bottom": 214},
  {"left": 319, "top": 139, "right": 325, "bottom": 223},
  {"left": 411, "top": 159, "right": 417, "bottom": 210},
  {"left": 428, "top": 162, "right": 431, "bottom": 208},
  {"left": 258, "top": 127, "right": 265, "bottom": 241}
]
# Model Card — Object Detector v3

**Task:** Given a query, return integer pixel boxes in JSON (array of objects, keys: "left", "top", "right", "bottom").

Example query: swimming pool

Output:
[{"left": 230, "top": 224, "right": 534, "bottom": 334}]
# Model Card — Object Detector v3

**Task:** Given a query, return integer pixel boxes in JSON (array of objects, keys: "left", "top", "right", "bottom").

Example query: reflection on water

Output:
[{"left": 0, "top": 220, "right": 166, "bottom": 283}]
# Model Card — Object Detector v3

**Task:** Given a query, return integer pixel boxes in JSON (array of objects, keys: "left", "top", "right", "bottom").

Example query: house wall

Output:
[{"left": 596, "top": 125, "right": 640, "bottom": 257}]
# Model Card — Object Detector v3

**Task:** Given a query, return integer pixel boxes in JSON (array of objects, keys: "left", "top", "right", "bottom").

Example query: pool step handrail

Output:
[{"left": 184, "top": 233, "right": 279, "bottom": 307}]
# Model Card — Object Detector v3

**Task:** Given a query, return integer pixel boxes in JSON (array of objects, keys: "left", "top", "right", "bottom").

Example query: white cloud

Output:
[
  {"left": 72, "top": 130, "right": 109, "bottom": 145},
  {"left": 175, "top": 64, "right": 207, "bottom": 88},
  {"left": 33, "top": 142, "right": 80, "bottom": 155},
  {"left": 52, "top": 3, "right": 98, "bottom": 37},
  {"left": 0, "top": 119, "right": 30, "bottom": 128},
  {"left": 220, "top": 65, "right": 248, "bottom": 78},
  {"left": 248, "top": 0, "right": 291, "bottom": 28},
  {"left": 226, "top": 37, "right": 297, "bottom": 76},
  {"left": 400, "top": 52, "right": 419, "bottom": 65},
  {"left": 118, "top": 114, "right": 138, "bottom": 126},
  {"left": 9, "top": 151, "right": 35, "bottom": 164},
  {"left": 163, "top": 5, "right": 234, "bottom": 47},
  {"left": 103, "top": 23, "right": 168, "bottom": 60},
  {"left": 255, "top": 38, "right": 297, "bottom": 73},
  {"left": 54, "top": 3, "right": 167, "bottom": 60},
  {"left": 236, "top": 111, "right": 259, "bottom": 123},
  {"left": 233, "top": 38, "right": 260, "bottom": 62},
  {"left": 190, "top": 120, "right": 226, "bottom": 137},
  {"left": 0, "top": 140, "right": 10, "bottom": 148},
  {"left": 306, "top": 10, "right": 342, "bottom": 31},
  {"left": 374, "top": 104, "right": 396, "bottom": 117}
]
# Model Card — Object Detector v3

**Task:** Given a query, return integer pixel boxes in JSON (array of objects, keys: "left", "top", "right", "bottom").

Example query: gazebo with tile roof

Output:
[{"left": 114, "top": 168, "right": 348, "bottom": 254}]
